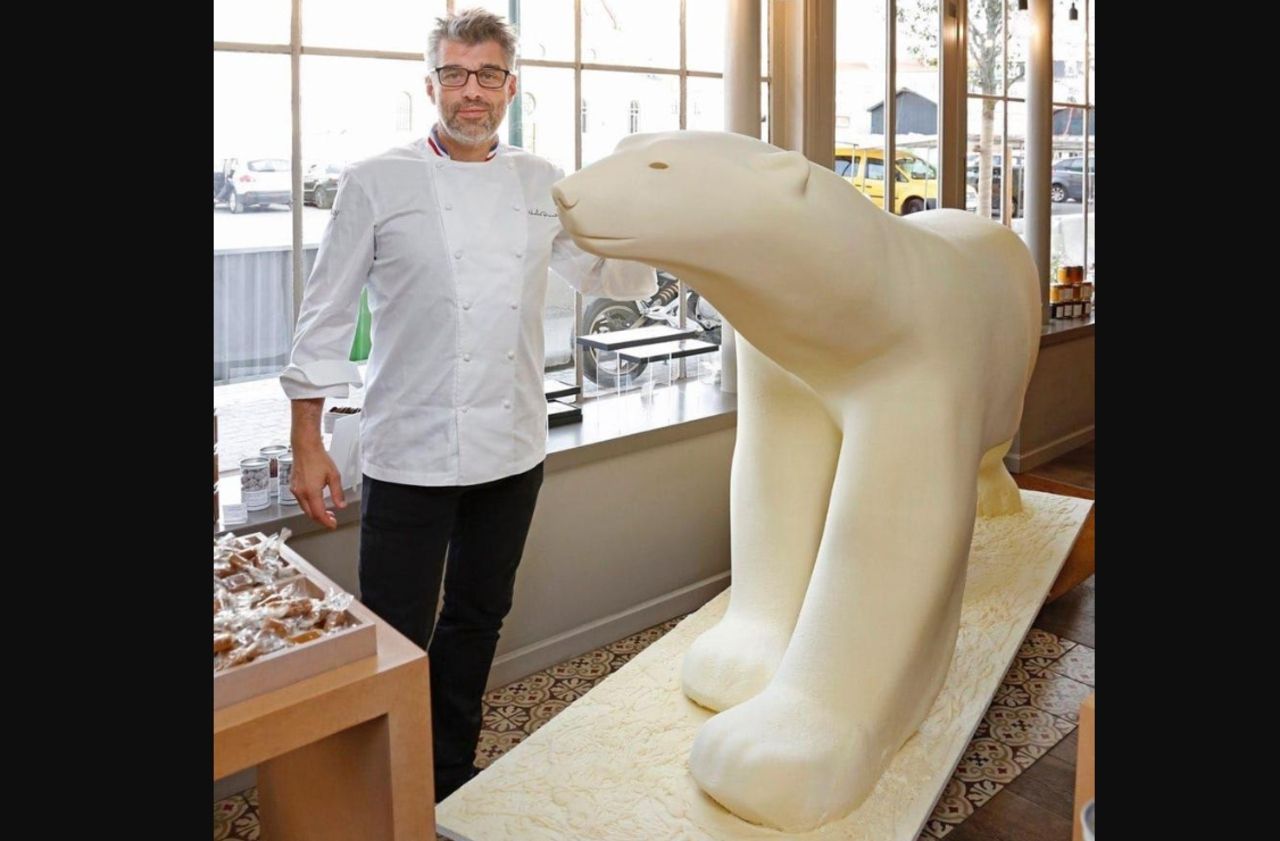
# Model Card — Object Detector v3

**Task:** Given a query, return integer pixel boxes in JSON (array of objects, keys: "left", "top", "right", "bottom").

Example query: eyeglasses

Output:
[{"left": 434, "top": 65, "right": 512, "bottom": 89}]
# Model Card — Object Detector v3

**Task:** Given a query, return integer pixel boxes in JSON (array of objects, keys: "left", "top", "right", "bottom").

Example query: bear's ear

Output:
[{"left": 749, "top": 149, "right": 811, "bottom": 196}]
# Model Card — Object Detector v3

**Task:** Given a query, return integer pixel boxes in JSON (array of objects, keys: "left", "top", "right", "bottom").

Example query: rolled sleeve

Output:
[{"left": 279, "top": 173, "right": 374, "bottom": 400}]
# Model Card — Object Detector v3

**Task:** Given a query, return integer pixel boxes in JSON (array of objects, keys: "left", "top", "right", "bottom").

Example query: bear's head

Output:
[{"left": 552, "top": 131, "right": 815, "bottom": 274}]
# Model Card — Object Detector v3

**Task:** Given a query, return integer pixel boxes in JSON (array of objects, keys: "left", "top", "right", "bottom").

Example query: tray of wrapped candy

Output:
[{"left": 214, "top": 530, "right": 377, "bottom": 710}]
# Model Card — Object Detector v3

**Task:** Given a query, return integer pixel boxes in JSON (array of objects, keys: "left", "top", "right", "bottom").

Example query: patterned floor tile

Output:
[
  {"left": 1047, "top": 643, "right": 1094, "bottom": 686},
  {"left": 1017, "top": 627, "right": 1076, "bottom": 663},
  {"left": 1023, "top": 670, "right": 1093, "bottom": 722}
]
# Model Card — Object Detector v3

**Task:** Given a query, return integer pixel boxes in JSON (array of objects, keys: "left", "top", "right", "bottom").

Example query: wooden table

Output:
[{"left": 214, "top": 546, "right": 434, "bottom": 841}]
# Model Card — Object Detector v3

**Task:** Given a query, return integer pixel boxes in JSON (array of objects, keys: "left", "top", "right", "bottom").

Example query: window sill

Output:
[{"left": 215, "top": 378, "right": 737, "bottom": 539}]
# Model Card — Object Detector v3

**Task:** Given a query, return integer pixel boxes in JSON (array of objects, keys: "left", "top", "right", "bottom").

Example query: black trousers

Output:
[{"left": 358, "top": 461, "right": 544, "bottom": 802}]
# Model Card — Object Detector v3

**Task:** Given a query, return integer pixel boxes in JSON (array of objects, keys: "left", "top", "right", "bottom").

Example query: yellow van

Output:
[{"left": 834, "top": 144, "right": 939, "bottom": 215}]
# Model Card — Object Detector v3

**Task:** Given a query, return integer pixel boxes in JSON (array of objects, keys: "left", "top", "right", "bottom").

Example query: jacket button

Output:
[{"left": 463, "top": 353, "right": 472, "bottom": 362}]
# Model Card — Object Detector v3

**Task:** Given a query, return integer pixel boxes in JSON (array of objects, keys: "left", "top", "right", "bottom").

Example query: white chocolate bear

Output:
[{"left": 554, "top": 131, "right": 1041, "bottom": 832}]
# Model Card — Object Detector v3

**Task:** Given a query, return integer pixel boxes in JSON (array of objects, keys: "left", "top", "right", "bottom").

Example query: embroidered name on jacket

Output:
[{"left": 528, "top": 208, "right": 559, "bottom": 218}]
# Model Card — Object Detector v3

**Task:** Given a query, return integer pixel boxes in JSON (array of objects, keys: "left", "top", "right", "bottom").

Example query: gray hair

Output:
[{"left": 427, "top": 8, "right": 518, "bottom": 70}]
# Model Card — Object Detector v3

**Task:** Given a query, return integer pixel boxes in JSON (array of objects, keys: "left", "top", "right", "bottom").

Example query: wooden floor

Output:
[{"left": 946, "top": 440, "right": 1095, "bottom": 841}]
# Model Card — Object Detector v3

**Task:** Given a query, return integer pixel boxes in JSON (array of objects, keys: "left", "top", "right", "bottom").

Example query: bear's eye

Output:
[{"left": 649, "top": 162, "right": 669, "bottom": 170}]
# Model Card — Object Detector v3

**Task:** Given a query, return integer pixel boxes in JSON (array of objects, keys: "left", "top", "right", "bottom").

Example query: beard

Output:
[{"left": 440, "top": 98, "right": 504, "bottom": 145}]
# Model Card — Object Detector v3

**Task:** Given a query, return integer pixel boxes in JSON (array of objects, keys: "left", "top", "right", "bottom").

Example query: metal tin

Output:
[
  {"left": 259, "top": 445, "right": 290, "bottom": 497},
  {"left": 278, "top": 453, "right": 297, "bottom": 505},
  {"left": 240, "top": 457, "right": 271, "bottom": 511}
]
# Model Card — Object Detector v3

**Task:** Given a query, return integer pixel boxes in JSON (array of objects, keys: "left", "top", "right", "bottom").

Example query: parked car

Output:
[
  {"left": 304, "top": 162, "right": 347, "bottom": 209},
  {"left": 834, "top": 144, "right": 939, "bottom": 215},
  {"left": 214, "top": 157, "right": 292, "bottom": 213},
  {"left": 1050, "top": 155, "right": 1095, "bottom": 203}
]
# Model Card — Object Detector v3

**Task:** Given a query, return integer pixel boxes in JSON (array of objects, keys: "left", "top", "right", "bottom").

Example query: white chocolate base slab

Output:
[{"left": 437, "top": 490, "right": 1093, "bottom": 841}]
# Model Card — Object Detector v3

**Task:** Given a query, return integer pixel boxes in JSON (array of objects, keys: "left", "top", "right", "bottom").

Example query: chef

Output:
[{"left": 279, "top": 7, "right": 656, "bottom": 802}]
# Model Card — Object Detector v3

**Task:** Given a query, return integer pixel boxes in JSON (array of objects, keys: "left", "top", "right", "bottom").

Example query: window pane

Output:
[
  {"left": 967, "top": 0, "right": 1005, "bottom": 96},
  {"left": 303, "top": 0, "right": 447, "bottom": 54},
  {"left": 687, "top": 76, "right": 726, "bottom": 131},
  {"left": 301, "top": 55, "right": 432, "bottom": 170},
  {"left": 763, "top": 2, "right": 770, "bottom": 77},
  {"left": 836, "top": 0, "right": 887, "bottom": 209},
  {"left": 581, "top": 71, "right": 679, "bottom": 165},
  {"left": 509, "top": 0, "right": 575, "bottom": 62},
  {"left": 1051, "top": 0, "right": 1087, "bottom": 105},
  {"left": 466, "top": 0, "right": 574, "bottom": 65},
  {"left": 214, "top": 0, "right": 291, "bottom": 44},
  {"left": 1049, "top": 102, "right": 1096, "bottom": 293},
  {"left": 1087, "top": 0, "right": 1094, "bottom": 101},
  {"left": 895, "top": 0, "right": 940, "bottom": 215},
  {"left": 687, "top": 0, "right": 728, "bottom": 73},
  {"left": 516, "top": 66, "right": 576, "bottom": 174},
  {"left": 213, "top": 52, "right": 296, "bottom": 385},
  {"left": 581, "top": 0, "right": 679, "bottom": 68},
  {"left": 1006, "top": 2, "right": 1031, "bottom": 99}
]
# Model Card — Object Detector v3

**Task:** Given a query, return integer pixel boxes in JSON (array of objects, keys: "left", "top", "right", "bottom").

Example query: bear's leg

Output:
[
  {"left": 681, "top": 335, "right": 840, "bottom": 713},
  {"left": 976, "top": 439, "right": 1023, "bottom": 516},
  {"left": 688, "top": 378, "right": 983, "bottom": 831}
]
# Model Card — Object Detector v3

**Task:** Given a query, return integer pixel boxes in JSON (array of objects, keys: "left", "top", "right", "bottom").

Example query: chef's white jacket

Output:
[{"left": 280, "top": 139, "right": 657, "bottom": 487}]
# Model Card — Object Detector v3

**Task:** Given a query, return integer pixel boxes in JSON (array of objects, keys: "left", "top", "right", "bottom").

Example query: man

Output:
[{"left": 279, "top": 8, "right": 656, "bottom": 802}]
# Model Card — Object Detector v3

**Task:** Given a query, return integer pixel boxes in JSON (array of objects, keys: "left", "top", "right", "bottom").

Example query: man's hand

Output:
[
  {"left": 291, "top": 442, "right": 347, "bottom": 529},
  {"left": 290, "top": 399, "right": 348, "bottom": 529}
]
